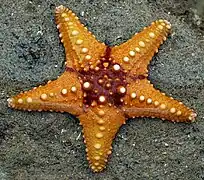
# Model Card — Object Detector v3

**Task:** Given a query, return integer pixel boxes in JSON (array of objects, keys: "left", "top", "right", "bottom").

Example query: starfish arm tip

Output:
[
  {"left": 7, "top": 97, "right": 14, "bottom": 108},
  {"left": 188, "top": 111, "right": 197, "bottom": 122},
  {"left": 55, "top": 5, "right": 66, "bottom": 13}
]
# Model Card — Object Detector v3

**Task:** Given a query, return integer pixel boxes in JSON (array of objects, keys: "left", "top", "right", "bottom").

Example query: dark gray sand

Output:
[{"left": 0, "top": 0, "right": 204, "bottom": 179}]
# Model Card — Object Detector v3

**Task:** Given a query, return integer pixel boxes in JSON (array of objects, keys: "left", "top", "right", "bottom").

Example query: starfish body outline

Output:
[{"left": 8, "top": 5, "right": 197, "bottom": 172}]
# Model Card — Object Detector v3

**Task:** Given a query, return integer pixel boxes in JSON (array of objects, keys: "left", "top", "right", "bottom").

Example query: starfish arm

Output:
[
  {"left": 111, "top": 20, "right": 171, "bottom": 76},
  {"left": 122, "top": 78, "right": 197, "bottom": 122},
  {"left": 78, "top": 105, "right": 125, "bottom": 172},
  {"left": 8, "top": 71, "right": 83, "bottom": 116},
  {"left": 55, "top": 5, "right": 106, "bottom": 70}
]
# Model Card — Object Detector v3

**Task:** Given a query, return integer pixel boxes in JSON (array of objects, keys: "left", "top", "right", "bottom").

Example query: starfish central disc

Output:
[{"left": 78, "top": 48, "right": 127, "bottom": 106}]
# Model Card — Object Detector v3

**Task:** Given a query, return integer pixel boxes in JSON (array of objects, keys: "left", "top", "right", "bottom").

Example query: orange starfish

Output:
[{"left": 8, "top": 5, "right": 197, "bottom": 172}]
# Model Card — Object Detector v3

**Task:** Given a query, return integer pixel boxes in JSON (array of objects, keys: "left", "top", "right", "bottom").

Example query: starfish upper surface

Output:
[{"left": 8, "top": 5, "right": 197, "bottom": 172}]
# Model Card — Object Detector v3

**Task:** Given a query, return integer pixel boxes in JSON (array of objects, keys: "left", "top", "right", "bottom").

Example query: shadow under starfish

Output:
[{"left": 7, "top": 5, "right": 197, "bottom": 172}]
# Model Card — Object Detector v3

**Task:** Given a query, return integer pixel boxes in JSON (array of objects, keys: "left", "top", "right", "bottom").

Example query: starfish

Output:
[{"left": 8, "top": 5, "right": 197, "bottom": 172}]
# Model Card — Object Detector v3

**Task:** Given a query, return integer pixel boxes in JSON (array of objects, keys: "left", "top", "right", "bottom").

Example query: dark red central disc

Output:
[{"left": 78, "top": 48, "right": 127, "bottom": 107}]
